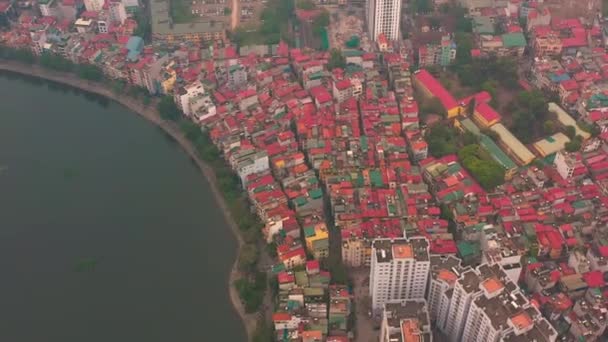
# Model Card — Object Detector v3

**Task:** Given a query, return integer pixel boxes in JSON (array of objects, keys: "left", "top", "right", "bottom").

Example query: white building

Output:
[
  {"left": 367, "top": 0, "right": 401, "bottom": 41},
  {"left": 587, "top": 247, "right": 608, "bottom": 273},
  {"left": 174, "top": 81, "right": 207, "bottom": 117},
  {"left": 369, "top": 238, "right": 430, "bottom": 314},
  {"left": 427, "top": 255, "right": 467, "bottom": 325},
  {"left": 39, "top": 0, "right": 56, "bottom": 16},
  {"left": 121, "top": 0, "right": 139, "bottom": 9},
  {"left": 227, "top": 64, "right": 247, "bottom": 89},
  {"left": 84, "top": 0, "right": 104, "bottom": 12},
  {"left": 229, "top": 149, "right": 270, "bottom": 186},
  {"left": 97, "top": 19, "right": 108, "bottom": 33},
  {"left": 554, "top": 151, "right": 577, "bottom": 180},
  {"left": 109, "top": 1, "right": 128, "bottom": 24},
  {"left": 380, "top": 300, "right": 432, "bottom": 342}
]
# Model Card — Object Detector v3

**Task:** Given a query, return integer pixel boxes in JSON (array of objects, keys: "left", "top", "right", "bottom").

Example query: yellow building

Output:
[
  {"left": 472, "top": 102, "right": 501, "bottom": 128},
  {"left": 490, "top": 124, "right": 535, "bottom": 165},
  {"left": 304, "top": 223, "right": 329, "bottom": 259}
]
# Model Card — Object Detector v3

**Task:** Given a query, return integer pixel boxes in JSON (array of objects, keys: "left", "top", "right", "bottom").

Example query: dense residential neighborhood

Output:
[{"left": 4, "top": 0, "right": 608, "bottom": 339}]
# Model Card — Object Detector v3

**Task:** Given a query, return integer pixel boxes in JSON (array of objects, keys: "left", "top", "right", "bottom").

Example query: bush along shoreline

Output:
[{"left": 0, "top": 47, "right": 272, "bottom": 341}]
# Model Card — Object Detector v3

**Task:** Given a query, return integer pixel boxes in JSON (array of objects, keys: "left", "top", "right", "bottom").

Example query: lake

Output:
[{"left": 0, "top": 72, "right": 246, "bottom": 342}]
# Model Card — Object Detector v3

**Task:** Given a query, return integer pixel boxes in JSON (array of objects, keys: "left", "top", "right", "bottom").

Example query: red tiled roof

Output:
[
  {"left": 335, "top": 79, "right": 351, "bottom": 90},
  {"left": 560, "top": 79, "right": 579, "bottom": 91},
  {"left": 475, "top": 102, "right": 501, "bottom": 123},
  {"left": 583, "top": 271, "right": 604, "bottom": 288},
  {"left": 414, "top": 70, "right": 458, "bottom": 110}
]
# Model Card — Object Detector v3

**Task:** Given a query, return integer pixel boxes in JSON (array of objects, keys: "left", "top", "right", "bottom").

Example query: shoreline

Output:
[{"left": 0, "top": 61, "right": 256, "bottom": 341}]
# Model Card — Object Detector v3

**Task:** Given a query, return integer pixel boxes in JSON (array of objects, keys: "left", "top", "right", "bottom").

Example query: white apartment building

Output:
[
  {"left": 369, "top": 238, "right": 430, "bottom": 314},
  {"left": 440, "top": 268, "right": 480, "bottom": 341},
  {"left": 442, "top": 264, "right": 557, "bottom": 342},
  {"left": 427, "top": 255, "right": 467, "bottom": 325},
  {"left": 367, "top": 0, "right": 401, "bottom": 41},
  {"left": 380, "top": 300, "right": 432, "bottom": 342}
]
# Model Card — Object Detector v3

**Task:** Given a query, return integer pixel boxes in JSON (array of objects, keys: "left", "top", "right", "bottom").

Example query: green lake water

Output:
[{"left": 0, "top": 72, "right": 246, "bottom": 342}]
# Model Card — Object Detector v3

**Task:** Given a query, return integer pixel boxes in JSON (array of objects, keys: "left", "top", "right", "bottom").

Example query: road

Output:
[{"left": 231, "top": 0, "right": 239, "bottom": 29}]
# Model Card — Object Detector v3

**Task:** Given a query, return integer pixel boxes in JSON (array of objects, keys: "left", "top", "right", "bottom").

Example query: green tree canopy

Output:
[{"left": 157, "top": 96, "right": 181, "bottom": 121}]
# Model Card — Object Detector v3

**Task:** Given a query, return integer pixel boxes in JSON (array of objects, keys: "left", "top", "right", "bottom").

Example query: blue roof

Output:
[
  {"left": 549, "top": 73, "right": 570, "bottom": 83},
  {"left": 126, "top": 36, "right": 143, "bottom": 62}
]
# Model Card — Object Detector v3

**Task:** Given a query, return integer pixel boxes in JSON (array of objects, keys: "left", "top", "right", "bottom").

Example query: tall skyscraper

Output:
[
  {"left": 427, "top": 255, "right": 469, "bottom": 328},
  {"left": 367, "top": 0, "right": 401, "bottom": 41},
  {"left": 369, "top": 238, "right": 430, "bottom": 314}
]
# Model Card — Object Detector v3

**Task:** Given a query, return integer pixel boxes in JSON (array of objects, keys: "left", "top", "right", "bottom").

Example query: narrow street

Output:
[{"left": 351, "top": 269, "right": 379, "bottom": 342}]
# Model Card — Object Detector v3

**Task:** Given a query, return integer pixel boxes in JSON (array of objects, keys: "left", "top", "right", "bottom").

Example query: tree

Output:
[
  {"left": 327, "top": 48, "right": 345, "bottom": 70},
  {"left": 421, "top": 97, "right": 447, "bottom": 117},
  {"left": 565, "top": 138, "right": 582, "bottom": 152},
  {"left": 564, "top": 125, "right": 576, "bottom": 139},
  {"left": 39, "top": 52, "right": 74, "bottom": 72},
  {"left": 454, "top": 6, "right": 472, "bottom": 32},
  {"left": 312, "top": 9, "right": 330, "bottom": 36},
  {"left": 238, "top": 244, "right": 259, "bottom": 271},
  {"left": 466, "top": 97, "right": 476, "bottom": 116},
  {"left": 463, "top": 131, "right": 479, "bottom": 145},
  {"left": 296, "top": 0, "right": 315, "bottom": 9},
  {"left": 414, "top": 0, "right": 432, "bottom": 14},
  {"left": 453, "top": 33, "right": 473, "bottom": 66},
  {"left": 133, "top": 5, "right": 152, "bottom": 42},
  {"left": 458, "top": 144, "right": 505, "bottom": 190},
  {"left": 76, "top": 64, "right": 103, "bottom": 81},
  {"left": 543, "top": 120, "right": 556, "bottom": 135},
  {"left": 426, "top": 124, "right": 458, "bottom": 157},
  {"left": 481, "top": 80, "right": 498, "bottom": 106},
  {"left": 157, "top": 96, "right": 181, "bottom": 121},
  {"left": 577, "top": 120, "right": 601, "bottom": 137},
  {"left": 179, "top": 120, "right": 202, "bottom": 142}
]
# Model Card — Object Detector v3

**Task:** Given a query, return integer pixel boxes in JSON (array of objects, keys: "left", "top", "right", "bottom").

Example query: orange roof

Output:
[
  {"left": 273, "top": 312, "right": 291, "bottom": 321},
  {"left": 401, "top": 319, "right": 422, "bottom": 342},
  {"left": 392, "top": 244, "right": 413, "bottom": 259},
  {"left": 510, "top": 312, "right": 533, "bottom": 330},
  {"left": 301, "top": 330, "right": 323, "bottom": 338},
  {"left": 437, "top": 270, "right": 458, "bottom": 284},
  {"left": 481, "top": 277, "right": 504, "bottom": 294}
]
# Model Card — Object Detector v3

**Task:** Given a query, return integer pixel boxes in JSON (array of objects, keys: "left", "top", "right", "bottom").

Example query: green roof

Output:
[
  {"left": 457, "top": 241, "right": 479, "bottom": 257},
  {"left": 572, "top": 200, "right": 589, "bottom": 209},
  {"left": 480, "top": 134, "right": 517, "bottom": 170},
  {"left": 342, "top": 49, "right": 364, "bottom": 57},
  {"left": 360, "top": 136, "right": 368, "bottom": 151},
  {"left": 309, "top": 188, "right": 323, "bottom": 200},
  {"left": 460, "top": 118, "right": 481, "bottom": 136},
  {"left": 502, "top": 33, "right": 526, "bottom": 48},
  {"left": 304, "top": 226, "right": 316, "bottom": 237},
  {"left": 370, "top": 170, "right": 384, "bottom": 187},
  {"left": 473, "top": 16, "right": 494, "bottom": 34},
  {"left": 294, "top": 196, "right": 308, "bottom": 207},
  {"left": 295, "top": 271, "right": 309, "bottom": 286}
]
